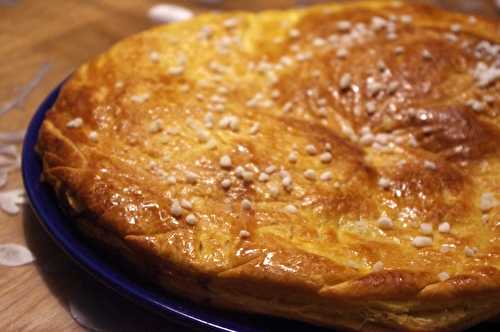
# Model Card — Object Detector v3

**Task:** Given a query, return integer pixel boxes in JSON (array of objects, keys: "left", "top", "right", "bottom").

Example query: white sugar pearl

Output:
[
  {"left": 319, "top": 152, "right": 332, "bottom": 163},
  {"left": 219, "top": 155, "right": 232, "bottom": 169},
  {"left": 377, "top": 214, "right": 394, "bottom": 230},
  {"left": 289, "top": 29, "right": 300, "bottom": 38},
  {"left": 249, "top": 122, "right": 260, "bottom": 135},
  {"left": 438, "top": 222, "right": 450, "bottom": 233},
  {"left": 239, "top": 230, "right": 250, "bottom": 238},
  {"left": 242, "top": 171, "right": 254, "bottom": 183},
  {"left": 422, "top": 49, "right": 433, "bottom": 60},
  {"left": 305, "top": 144, "right": 318, "bottom": 155},
  {"left": 420, "top": 223, "right": 433, "bottom": 235},
  {"left": 320, "top": 171, "right": 332, "bottom": 182},
  {"left": 339, "top": 73, "right": 352, "bottom": 90},
  {"left": 388, "top": 81, "right": 399, "bottom": 94},
  {"left": 372, "top": 261, "right": 384, "bottom": 272},
  {"left": 450, "top": 23, "right": 461, "bottom": 33},
  {"left": 180, "top": 199, "right": 192, "bottom": 210},
  {"left": 221, "top": 178, "right": 232, "bottom": 189},
  {"left": 284, "top": 204, "right": 298, "bottom": 214},
  {"left": 279, "top": 170, "right": 290, "bottom": 179},
  {"left": 241, "top": 199, "right": 252, "bottom": 210},
  {"left": 401, "top": 15, "right": 412, "bottom": 24},
  {"left": 304, "top": 169, "right": 316, "bottom": 181},
  {"left": 480, "top": 192, "right": 496, "bottom": 212},
  {"left": 264, "top": 165, "right": 276, "bottom": 174},
  {"left": 186, "top": 214, "right": 197, "bottom": 225},
  {"left": 170, "top": 200, "right": 183, "bottom": 217},
  {"left": 282, "top": 176, "right": 293, "bottom": 188},
  {"left": 336, "top": 20, "right": 352, "bottom": 32},
  {"left": 464, "top": 246, "right": 477, "bottom": 257},
  {"left": 168, "top": 66, "right": 184, "bottom": 76},
  {"left": 235, "top": 166, "right": 245, "bottom": 178},
  {"left": 423, "top": 160, "right": 437, "bottom": 170},
  {"left": 394, "top": 46, "right": 404, "bottom": 55},
  {"left": 185, "top": 171, "right": 198, "bottom": 184},
  {"left": 149, "top": 51, "right": 160, "bottom": 62},
  {"left": 166, "top": 175, "right": 177, "bottom": 185},
  {"left": 88, "top": 131, "right": 98, "bottom": 142},
  {"left": 412, "top": 236, "right": 433, "bottom": 248},
  {"left": 288, "top": 151, "right": 298, "bottom": 163},
  {"left": 131, "top": 93, "right": 150, "bottom": 103},
  {"left": 438, "top": 271, "right": 450, "bottom": 282},
  {"left": 224, "top": 18, "right": 239, "bottom": 28},
  {"left": 269, "top": 185, "right": 279, "bottom": 197},
  {"left": 440, "top": 244, "right": 453, "bottom": 253},
  {"left": 66, "top": 117, "right": 83, "bottom": 128},
  {"left": 365, "top": 101, "right": 377, "bottom": 114},
  {"left": 258, "top": 172, "right": 269, "bottom": 182},
  {"left": 196, "top": 129, "right": 210, "bottom": 143},
  {"left": 378, "top": 177, "right": 391, "bottom": 189},
  {"left": 336, "top": 48, "right": 348, "bottom": 59}
]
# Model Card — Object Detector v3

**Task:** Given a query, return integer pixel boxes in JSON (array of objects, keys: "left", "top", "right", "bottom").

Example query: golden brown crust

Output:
[{"left": 37, "top": 1, "right": 500, "bottom": 331}]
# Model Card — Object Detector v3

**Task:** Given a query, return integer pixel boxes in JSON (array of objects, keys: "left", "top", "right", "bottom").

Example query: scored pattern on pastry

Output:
[{"left": 38, "top": 2, "right": 500, "bottom": 331}]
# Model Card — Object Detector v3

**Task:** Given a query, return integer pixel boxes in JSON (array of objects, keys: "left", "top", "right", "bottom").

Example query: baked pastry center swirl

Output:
[{"left": 37, "top": 2, "right": 500, "bottom": 331}]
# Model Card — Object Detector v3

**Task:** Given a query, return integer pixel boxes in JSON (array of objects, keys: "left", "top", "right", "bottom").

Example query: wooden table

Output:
[{"left": 0, "top": 1, "right": 498, "bottom": 331}]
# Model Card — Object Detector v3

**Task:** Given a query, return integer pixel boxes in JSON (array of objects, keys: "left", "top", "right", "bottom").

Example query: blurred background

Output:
[{"left": 0, "top": 1, "right": 499, "bottom": 331}]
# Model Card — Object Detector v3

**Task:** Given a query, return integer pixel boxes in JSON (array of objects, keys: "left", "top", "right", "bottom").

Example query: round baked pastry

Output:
[{"left": 37, "top": 1, "right": 500, "bottom": 331}]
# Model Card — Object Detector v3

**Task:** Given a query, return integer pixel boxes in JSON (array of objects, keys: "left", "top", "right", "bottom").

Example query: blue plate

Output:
[{"left": 22, "top": 82, "right": 334, "bottom": 332}]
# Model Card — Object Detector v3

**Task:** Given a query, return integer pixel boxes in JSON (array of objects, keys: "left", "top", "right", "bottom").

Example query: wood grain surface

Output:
[{"left": 0, "top": 1, "right": 498, "bottom": 331}]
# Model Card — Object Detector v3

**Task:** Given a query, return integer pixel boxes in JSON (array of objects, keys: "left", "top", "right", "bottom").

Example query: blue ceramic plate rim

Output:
[{"left": 22, "top": 82, "right": 332, "bottom": 332}]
